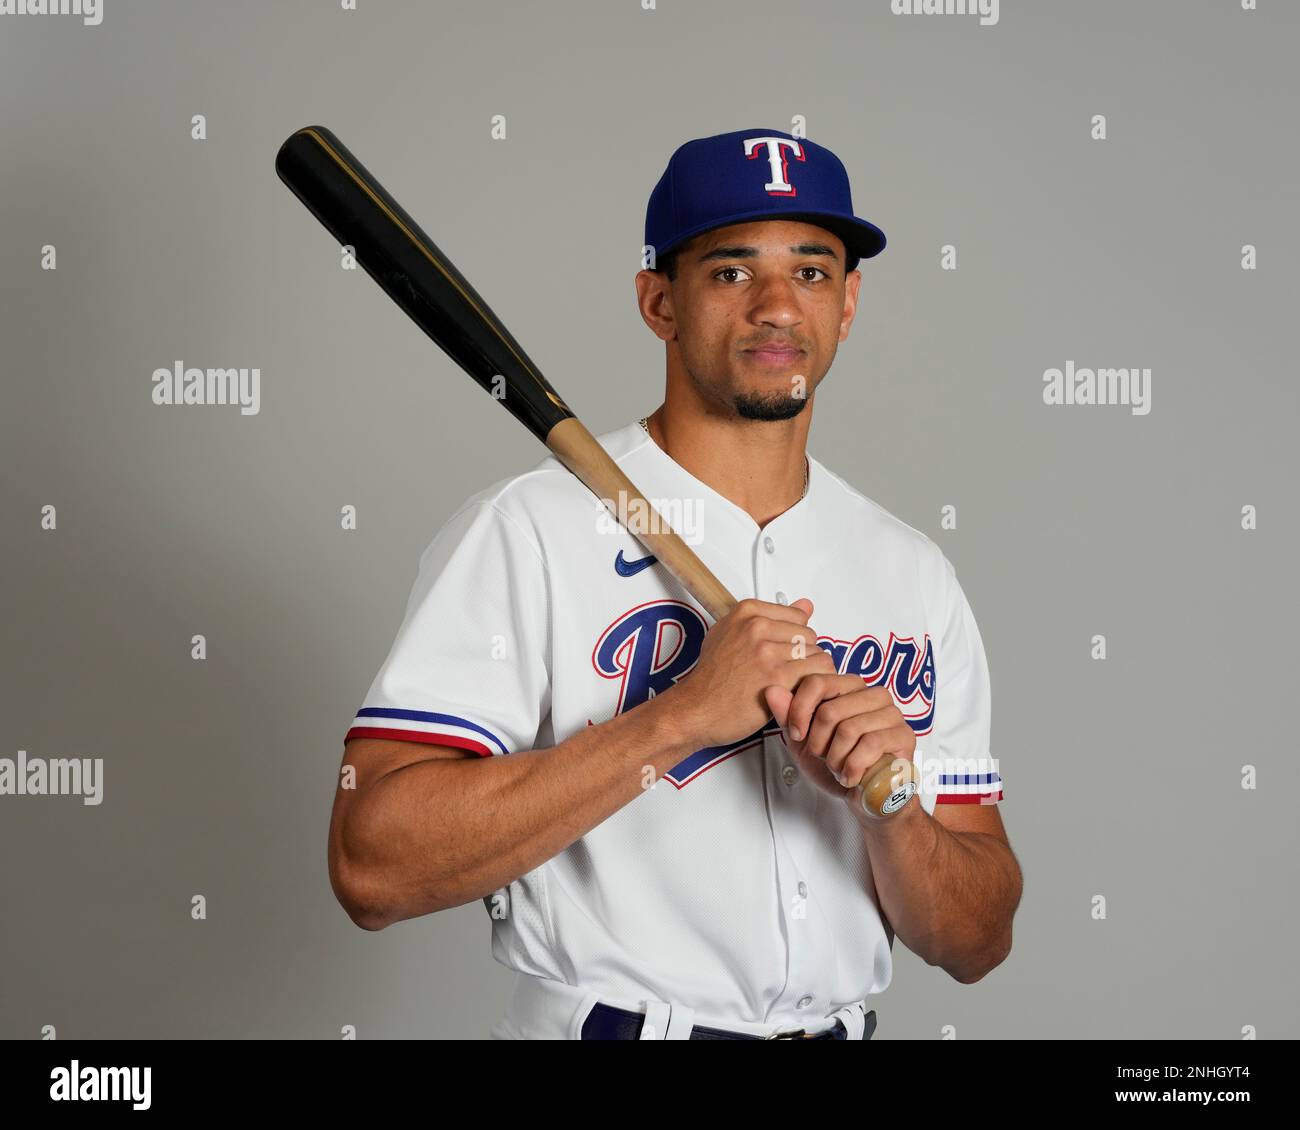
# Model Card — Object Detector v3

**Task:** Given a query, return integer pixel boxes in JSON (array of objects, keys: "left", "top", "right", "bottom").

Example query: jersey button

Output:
[
  {"left": 782, "top": 765, "right": 798, "bottom": 787},
  {"left": 797, "top": 996, "right": 813, "bottom": 1010},
  {"left": 775, "top": 591, "right": 788, "bottom": 605},
  {"left": 798, "top": 881, "right": 808, "bottom": 897},
  {"left": 763, "top": 536, "right": 775, "bottom": 554}
]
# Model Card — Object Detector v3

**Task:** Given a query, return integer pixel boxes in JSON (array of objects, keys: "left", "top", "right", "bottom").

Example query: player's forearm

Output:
[
  {"left": 338, "top": 692, "right": 699, "bottom": 927},
  {"left": 859, "top": 800, "right": 1022, "bottom": 983}
]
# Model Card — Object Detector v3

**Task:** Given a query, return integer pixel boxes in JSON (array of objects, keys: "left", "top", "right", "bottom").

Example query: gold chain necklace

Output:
[{"left": 639, "top": 416, "right": 809, "bottom": 500}]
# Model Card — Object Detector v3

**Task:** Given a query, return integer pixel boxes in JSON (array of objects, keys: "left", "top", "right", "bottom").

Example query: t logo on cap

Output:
[{"left": 743, "top": 136, "right": 806, "bottom": 197}]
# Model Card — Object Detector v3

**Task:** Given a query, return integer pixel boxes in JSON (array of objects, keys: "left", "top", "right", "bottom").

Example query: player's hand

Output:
[
  {"left": 664, "top": 597, "right": 836, "bottom": 750},
  {"left": 763, "top": 674, "right": 916, "bottom": 802}
]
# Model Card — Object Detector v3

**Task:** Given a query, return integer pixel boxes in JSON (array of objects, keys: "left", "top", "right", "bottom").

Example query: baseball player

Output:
[{"left": 329, "top": 128, "right": 1023, "bottom": 1040}]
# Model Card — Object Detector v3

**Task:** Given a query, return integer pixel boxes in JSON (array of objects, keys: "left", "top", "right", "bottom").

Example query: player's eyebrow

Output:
[{"left": 696, "top": 243, "right": 840, "bottom": 263}]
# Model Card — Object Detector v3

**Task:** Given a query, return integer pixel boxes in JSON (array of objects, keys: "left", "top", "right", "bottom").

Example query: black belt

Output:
[{"left": 580, "top": 1002, "right": 876, "bottom": 1040}]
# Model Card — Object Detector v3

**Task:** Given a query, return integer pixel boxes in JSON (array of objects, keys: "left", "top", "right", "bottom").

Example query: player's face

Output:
[{"left": 664, "top": 220, "right": 861, "bottom": 421}]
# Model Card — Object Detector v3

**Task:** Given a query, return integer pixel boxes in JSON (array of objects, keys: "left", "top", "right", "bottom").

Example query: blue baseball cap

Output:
[{"left": 644, "top": 128, "right": 886, "bottom": 274}]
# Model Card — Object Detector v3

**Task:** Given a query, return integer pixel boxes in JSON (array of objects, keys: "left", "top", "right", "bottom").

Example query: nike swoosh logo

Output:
[{"left": 614, "top": 550, "right": 658, "bottom": 577}]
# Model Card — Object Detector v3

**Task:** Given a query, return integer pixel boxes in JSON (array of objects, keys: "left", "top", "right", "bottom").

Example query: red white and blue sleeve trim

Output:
[
  {"left": 934, "top": 771, "right": 1003, "bottom": 804},
  {"left": 344, "top": 707, "right": 506, "bottom": 757}
]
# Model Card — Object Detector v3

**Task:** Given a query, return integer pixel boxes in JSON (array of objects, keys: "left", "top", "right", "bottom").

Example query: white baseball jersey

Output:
[{"left": 345, "top": 419, "right": 1002, "bottom": 1039}]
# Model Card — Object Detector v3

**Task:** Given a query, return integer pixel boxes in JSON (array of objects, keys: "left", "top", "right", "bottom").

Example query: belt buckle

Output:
[{"left": 764, "top": 1025, "right": 808, "bottom": 1040}]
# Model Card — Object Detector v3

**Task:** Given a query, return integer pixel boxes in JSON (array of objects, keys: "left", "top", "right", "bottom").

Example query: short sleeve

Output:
[
  {"left": 344, "top": 501, "right": 552, "bottom": 757},
  {"left": 926, "top": 553, "right": 1002, "bottom": 806}
]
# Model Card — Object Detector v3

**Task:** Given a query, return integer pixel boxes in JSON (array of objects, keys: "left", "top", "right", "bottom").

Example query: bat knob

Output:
[{"left": 858, "top": 757, "right": 921, "bottom": 819}]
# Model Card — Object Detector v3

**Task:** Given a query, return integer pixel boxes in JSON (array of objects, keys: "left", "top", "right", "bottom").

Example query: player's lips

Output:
[{"left": 743, "top": 344, "right": 805, "bottom": 364}]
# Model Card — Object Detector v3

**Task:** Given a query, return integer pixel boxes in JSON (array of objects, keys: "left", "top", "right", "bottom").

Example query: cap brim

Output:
[{"left": 658, "top": 209, "right": 886, "bottom": 270}]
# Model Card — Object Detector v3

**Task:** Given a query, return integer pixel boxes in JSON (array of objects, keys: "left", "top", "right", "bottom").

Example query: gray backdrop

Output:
[{"left": 2, "top": 0, "right": 1296, "bottom": 1040}]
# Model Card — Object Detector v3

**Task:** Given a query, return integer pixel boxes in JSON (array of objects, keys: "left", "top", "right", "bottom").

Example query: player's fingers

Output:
[
  {"left": 756, "top": 618, "right": 820, "bottom": 645},
  {"left": 759, "top": 619, "right": 819, "bottom": 659},
  {"left": 734, "top": 595, "right": 814, "bottom": 628},
  {"left": 815, "top": 696, "right": 899, "bottom": 772},
  {"left": 763, "top": 655, "right": 831, "bottom": 722},
  {"left": 763, "top": 684, "right": 794, "bottom": 731},
  {"left": 787, "top": 674, "right": 869, "bottom": 744},
  {"left": 837, "top": 725, "right": 918, "bottom": 789},
  {"left": 764, "top": 649, "right": 839, "bottom": 702},
  {"left": 859, "top": 685, "right": 897, "bottom": 713},
  {"left": 802, "top": 684, "right": 899, "bottom": 759},
  {"left": 765, "top": 624, "right": 825, "bottom": 665}
]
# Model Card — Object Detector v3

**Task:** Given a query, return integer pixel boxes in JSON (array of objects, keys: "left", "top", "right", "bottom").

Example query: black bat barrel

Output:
[{"left": 275, "top": 125, "right": 574, "bottom": 443}]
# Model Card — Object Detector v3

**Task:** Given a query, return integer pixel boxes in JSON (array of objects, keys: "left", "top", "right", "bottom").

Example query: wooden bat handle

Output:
[
  {"left": 546, "top": 418, "right": 733, "bottom": 621},
  {"left": 546, "top": 418, "right": 913, "bottom": 819}
]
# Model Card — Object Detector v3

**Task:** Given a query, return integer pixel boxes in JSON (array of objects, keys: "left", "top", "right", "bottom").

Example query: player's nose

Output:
[{"left": 745, "top": 274, "right": 805, "bottom": 326}]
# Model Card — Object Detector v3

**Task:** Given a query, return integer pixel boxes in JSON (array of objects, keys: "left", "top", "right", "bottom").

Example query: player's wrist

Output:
[{"left": 643, "top": 685, "right": 708, "bottom": 752}]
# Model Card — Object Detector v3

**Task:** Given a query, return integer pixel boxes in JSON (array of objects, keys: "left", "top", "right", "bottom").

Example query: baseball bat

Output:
[{"left": 274, "top": 125, "right": 917, "bottom": 819}]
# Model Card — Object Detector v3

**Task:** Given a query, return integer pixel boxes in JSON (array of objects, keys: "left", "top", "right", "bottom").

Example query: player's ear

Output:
[
  {"left": 839, "top": 271, "right": 861, "bottom": 342},
  {"left": 635, "top": 269, "right": 677, "bottom": 344}
]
